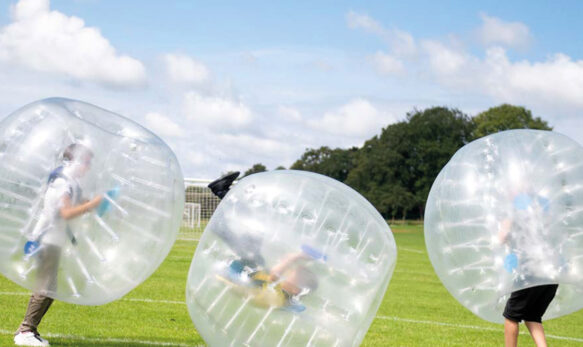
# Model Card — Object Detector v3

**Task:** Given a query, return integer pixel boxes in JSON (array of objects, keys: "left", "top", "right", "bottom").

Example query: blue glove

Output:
[
  {"left": 97, "top": 186, "right": 120, "bottom": 217},
  {"left": 24, "top": 241, "right": 41, "bottom": 257},
  {"left": 504, "top": 253, "right": 518, "bottom": 273},
  {"left": 301, "top": 244, "right": 327, "bottom": 262}
]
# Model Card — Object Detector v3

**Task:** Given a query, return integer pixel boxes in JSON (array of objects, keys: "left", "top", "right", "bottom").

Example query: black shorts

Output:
[{"left": 503, "top": 284, "right": 558, "bottom": 323}]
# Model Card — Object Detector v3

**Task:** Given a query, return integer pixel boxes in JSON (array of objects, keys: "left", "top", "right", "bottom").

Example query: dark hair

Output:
[{"left": 62, "top": 143, "right": 93, "bottom": 162}]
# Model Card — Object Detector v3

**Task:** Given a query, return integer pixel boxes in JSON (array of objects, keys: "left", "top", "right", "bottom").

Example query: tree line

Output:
[{"left": 243, "top": 104, "right": 551, "bottom": 220}]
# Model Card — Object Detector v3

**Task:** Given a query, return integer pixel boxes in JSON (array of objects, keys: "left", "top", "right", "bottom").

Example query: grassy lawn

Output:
[{"left": 1, "top": 224, "right": 582, "bottom": 346}]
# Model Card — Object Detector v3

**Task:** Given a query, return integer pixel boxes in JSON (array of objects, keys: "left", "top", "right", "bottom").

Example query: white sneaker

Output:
[{"left": 14, "top": 332, "right": 50, "bottom": 346}]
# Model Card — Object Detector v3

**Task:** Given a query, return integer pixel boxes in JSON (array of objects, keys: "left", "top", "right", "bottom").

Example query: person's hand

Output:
[{"left": 88, "top": 195, "right": 103, "bottom": 210}]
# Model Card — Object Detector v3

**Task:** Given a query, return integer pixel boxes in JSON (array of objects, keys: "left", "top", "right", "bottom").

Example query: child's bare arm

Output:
[
  {"left": 60, "top": 195, "right": 102, "bottom": 220},
  {"left": 269, "top": 252, "right": 309, "bottom": 281},
  {"left": 498, "top": 219, "right": 512, "bottom": 243}
]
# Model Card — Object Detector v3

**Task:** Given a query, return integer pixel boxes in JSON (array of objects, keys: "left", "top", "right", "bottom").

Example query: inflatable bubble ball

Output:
[
  {"left": 0, "top": 97, "right": 184, "bottom": 305},
  {"left": 186, "top": 170, "right": 396, "bottom": 346},
  {"left": 425, "top": 129, "right": 583, "bottom": 323}
]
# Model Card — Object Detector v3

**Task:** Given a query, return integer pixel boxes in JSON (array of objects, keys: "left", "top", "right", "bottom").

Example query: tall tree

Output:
[
  {"left": 405, "top": 107, "right": 474, "bottom": 217},
  {"left": 290, "top": 146, "right": 358, "bottom": 182},
  {"left": 243, "top": 163, "right": 267, "bottom": 177},
  {"left": 346, "top": 107, "right": 474, "bottom": 219},
  {"left": 472, "top": 104, "right": 552, "bottom": 139}
]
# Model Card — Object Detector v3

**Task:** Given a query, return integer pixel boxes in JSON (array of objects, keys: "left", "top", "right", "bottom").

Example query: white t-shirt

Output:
[{"left": 31, "top": 169, "right": 82, "bottom": 247}]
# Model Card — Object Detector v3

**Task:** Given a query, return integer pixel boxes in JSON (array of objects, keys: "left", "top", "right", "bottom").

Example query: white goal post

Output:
[{"left": 181, "top": 178, "right": 221, "bottom": 232}]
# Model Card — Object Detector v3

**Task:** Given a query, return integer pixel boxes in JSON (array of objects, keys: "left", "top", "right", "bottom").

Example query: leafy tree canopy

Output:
[
  {"left": 473, "top": 104, "right": 552, "bottom": 139},
  {"left": 243, "top": 163, "right": 267, "bottom": 177},
  {"left": 290, "top": 146, "right": 358, "bottom": 182}
]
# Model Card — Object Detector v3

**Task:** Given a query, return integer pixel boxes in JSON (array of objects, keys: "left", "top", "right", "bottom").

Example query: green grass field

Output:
[{"left": 1, "top": 224, "right": 582, "bottom": 346}]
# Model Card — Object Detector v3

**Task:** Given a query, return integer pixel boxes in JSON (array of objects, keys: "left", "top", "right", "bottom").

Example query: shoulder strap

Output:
[{"left": 48, "top": 166, "right": 64, "bottom": 184}]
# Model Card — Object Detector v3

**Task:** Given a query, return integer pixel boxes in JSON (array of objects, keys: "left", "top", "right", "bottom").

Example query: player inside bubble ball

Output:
[
  {"left": 498, "top": 184, "right": 558, "bottom": 347},
  {"left": 14, "top": 144, "right": 103, "bottom": 347},
  {"left": 208, "top": 172, "right": 320, "bottom": 311}
]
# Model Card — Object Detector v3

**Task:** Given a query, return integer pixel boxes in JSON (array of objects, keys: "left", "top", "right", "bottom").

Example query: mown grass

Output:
[{"left": 1, "top": 224, "right": 582, "bottom": 346}]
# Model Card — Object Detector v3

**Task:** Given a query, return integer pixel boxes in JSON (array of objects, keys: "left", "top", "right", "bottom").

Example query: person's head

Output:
[
  {"left": 62, "top": 143, "right": 93, "bottom": 178},
  {"left": 281, "top": 266, "right": 318, "bottom": 296}
]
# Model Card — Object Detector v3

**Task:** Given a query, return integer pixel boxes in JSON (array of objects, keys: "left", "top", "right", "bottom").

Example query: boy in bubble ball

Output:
[
  {"left": 14, "top": 144, "right": 103, "bottom": 347},
  {"left": 220, "top": 252, "right": 319, "bottom": 311},
  {"left": 208, "top": 173, "right": 319, "bottom": 310},
  {"left": 498, "top": 187, "right": 558, "bottom": 347}
]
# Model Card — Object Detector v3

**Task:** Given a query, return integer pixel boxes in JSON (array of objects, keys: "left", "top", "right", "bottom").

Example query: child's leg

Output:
[
  {"left": 504, "top": 318, "right": 519, "bottom": 347},
  {"left": 16, "top": 294, "right": 54, "bottom": 334},
  {"left": 524, "top": 321, "right": 547, "bottom": 347}
]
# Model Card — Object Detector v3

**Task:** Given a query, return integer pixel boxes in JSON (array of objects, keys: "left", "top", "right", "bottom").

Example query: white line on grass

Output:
[
  {"left": 3, "top": 292, "right": 582, "bottom": 343},
  {"left": 376, "top": 315, "right": 583, "bottom": 343},
  {"left": 177, "top": 237, "right": 200, "bottom": 242},
  {"left": 125, "top": 297, "right": 185, "bottom": 305},
  {"left": 0, "top": 291, "right": 187, "bottom": 305},
  {"left": 0, "top": 328, "right": 202, "bottom": 346},
  {"left": 398, "top": 247, "right": 425, "bottom": 254}
]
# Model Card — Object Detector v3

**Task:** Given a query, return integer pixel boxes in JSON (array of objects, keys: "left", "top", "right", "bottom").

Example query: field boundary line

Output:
[
  {"left": 177, "top": 237, "right": 200, "bottom": 242},
  {"left": 125, "top": 297, "right": 185, "bottom": 305},
  {"left": 398, "top": 247, "right": 425, "bottom": 254},
  {"left": 0, "top": 291, "right": 187, "bottom": 305},
  {"left": 3, "top": 292, "right": 581, "bottom": 343},
  {"left": 376, "top": 315, "right": 583, "bottom": 343},
  {"left": 0, "top": 328, "right": 201, "bottom": 346}
]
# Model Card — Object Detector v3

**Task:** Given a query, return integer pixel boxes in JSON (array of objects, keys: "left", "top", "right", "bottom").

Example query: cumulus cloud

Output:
[
  {"left": 421, "top": 40, "right": 470, "bottom": 76},
  {"left": 0, "top": 0, "right": 146, "bottom": 87},
  {"left": 277, "top": 105, "right": 302, "bottom": 122},
  {"left": 350, "top": 12, "right": 583, "bottom": 112},
  {"left": 477, "top": 13, "right": 532, "bottom": 49},
  {"left": 369, "top": 51, "right": 404, "bottom": 75},
  {"left": 218, "top": 133, "right": 294, "bottom": 158},
  {"left": 482, "top": 48, "right": 583, "bottom": 107},
  {"left": 183, "top": 92, "right": 253, "bottom": 130},
  {"left": 309, "top": 98, "right": 395, "bottom": 137},
  {"left": 346, "top": 11, "right": 416, "bottom": 56},
  {"left": 346, "top": 11, "right": 385, "bottom": 35},
  {"left": 145, "top": 112, "right": 186, "bottom": 138},
  {"left": 163, "top": 53, "right": 209, "bottom": 85}
]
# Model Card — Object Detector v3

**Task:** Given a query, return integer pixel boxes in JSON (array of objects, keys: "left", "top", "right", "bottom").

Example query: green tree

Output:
[
  {"left": 291, "top": 146, "right": 358, "bottom": 182},
  {"left": 472, "top": 104, "right": 552, "bottom": 139},
  {"left": 243, "top": 163, "right": 267, "bottom": 177},
  {"left": 346, "top": 107, "right": 474, "bottom": 219}
]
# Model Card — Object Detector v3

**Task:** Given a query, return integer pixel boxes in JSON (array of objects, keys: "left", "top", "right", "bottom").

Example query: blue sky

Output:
[{"left": 0, "top": 0, "right": 582, "bottom": 178}]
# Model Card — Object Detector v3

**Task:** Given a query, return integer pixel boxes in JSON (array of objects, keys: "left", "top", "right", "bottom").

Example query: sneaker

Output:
[
  {"left": 208, "top": 171, "right": 240, "bottom": 199},
  {"left": 14, "top": 332, "right": 49, "bottom": 346}
]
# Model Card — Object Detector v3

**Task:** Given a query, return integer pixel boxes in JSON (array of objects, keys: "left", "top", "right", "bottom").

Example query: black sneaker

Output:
[{"left": 208, "top": 171, "right": 240, "bottom": 199}]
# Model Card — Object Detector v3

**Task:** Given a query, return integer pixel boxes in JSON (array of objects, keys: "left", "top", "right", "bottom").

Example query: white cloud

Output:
[
  {"left": 346, "top": 11, "right": 416, "bottom": 57},
  {"left": 163, "top": 53, "right": 209, "bottom": 85},
  {"left": 183, "top": 92, "right": 253, "bottom": 130},
  {"left": 483, "top": 48, "right": 583, "bottom": 107},
  {"left": 346, "top": 11, "right": 385, "bottom": 35},
  {"left": 145, "top": 112, "right": 186, "bottom": 138},
  {"left": 277, "top": 105, "right": 302, "bottom": 122},
  {"left": 218, "top": 133, "right": 294, "bottom": 158},
  {"left": 369, "top": 51, "right": 404, "bottom": 76},
  {"left": 477, "top": 13, "right": 532, "bottom": 49},
  {"left": 0, "top": 0, "right": 146, "bottom": 88},
  {"left": 309, "top": 98, "right": 395, "bottom": 137},
  {"left": 421, "top": 40, "right": 469, "bottom": 76}
]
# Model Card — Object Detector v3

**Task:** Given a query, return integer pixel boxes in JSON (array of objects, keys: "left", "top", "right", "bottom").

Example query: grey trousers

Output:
[{"left": 16, "top": 244, "right": 60, "bottom": 334}]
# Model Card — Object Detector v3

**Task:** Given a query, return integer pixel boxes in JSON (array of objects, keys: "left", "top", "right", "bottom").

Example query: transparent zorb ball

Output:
[
  {"left": 425, "top": 130, "right": 583, "bottom": 323},
  {"left": 187, "top": 170, "right": 396, "bottom": 346},
  {"left": 0, "top": 98, "right": 184, "bottom": 305}
]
